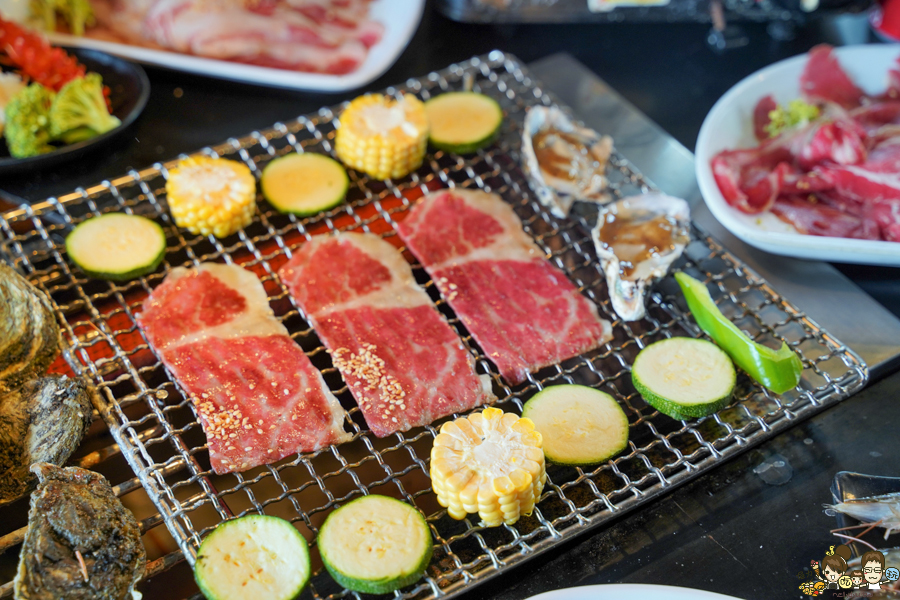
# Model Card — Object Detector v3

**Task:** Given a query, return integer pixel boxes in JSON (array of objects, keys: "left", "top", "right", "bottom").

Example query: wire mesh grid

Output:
[{"left": 0, "top": 50, "right": 867, "bottom": 600}]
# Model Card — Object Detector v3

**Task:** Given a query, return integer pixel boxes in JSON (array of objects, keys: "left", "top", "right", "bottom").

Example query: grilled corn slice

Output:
[
  {"left": 166, "top": 156, "right": 256, "bottom": 238},
  {"left": 335, "top": 93, "right": 428, "bottom": 181},
  {"left": 431, "top": 407, "right": 546, "bottom": 527}
]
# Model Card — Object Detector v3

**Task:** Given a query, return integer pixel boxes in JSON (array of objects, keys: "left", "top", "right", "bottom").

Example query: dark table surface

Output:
[{"left": 2, "top": 4, "right": 899, "bottom": 599}]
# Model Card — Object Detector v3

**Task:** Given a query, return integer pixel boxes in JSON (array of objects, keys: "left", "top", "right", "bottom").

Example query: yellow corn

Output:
[
  {"left": 335, "top": 93, "right": 428, "bottom": 181},
  {"left": 431, "top": 407, "right": 546, "bottom": 527},
  {"left": 165, "top": 156, "right": 256, "bottom": 238}
]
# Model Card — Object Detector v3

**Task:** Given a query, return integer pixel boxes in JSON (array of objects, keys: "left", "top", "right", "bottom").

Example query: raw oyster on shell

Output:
[
  {"left": 0, "top": 263, "right": 60, "bottom": 396},
  {"left": 522, "top": 105, "right": 614, "bottom": 218},
  {"left": 591, "top": 193, "right": 690, "bottom": 322},
  {"left": 14, "top": 464, "right": 146, "bottom": 600},
  {"left": 0, "top": 375, "right": 96, "bottom": 506}
]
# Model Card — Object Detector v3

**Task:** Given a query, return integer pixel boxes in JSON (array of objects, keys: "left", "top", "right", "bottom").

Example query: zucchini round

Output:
[
  {"left": 261, "top": 153, "right": 348, "bottom": 216},
  {"left": 424, "top": 92, "right": 503, "bottom": 154},
  {"left": 194, "top": 514, "right": 311, "bottom": 600},
  {"left": 65, "top": 213, "right": 166, "bottom": 281},
  {"left": 522, "top": 385, "right": 629, "bottom": 466},
  {"left": 318, "top": 494, "right": 432, "bottom": 594},
  {"left": 632, "top": 337, "right": 736, "bottom": 419}
]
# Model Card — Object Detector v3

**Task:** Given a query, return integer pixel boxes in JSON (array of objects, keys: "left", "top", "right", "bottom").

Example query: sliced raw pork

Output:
[
  {"left": 92, "top": 0, "right": 383, "bottom": 74},
  {"left": 395, "top": 189, "right": 613, "bottom": 385},
  {"left": 279, "top": 233, "right": 495, "bottom": 437},
  {"left": 138, "top": 263, "right": 350, "bottom": 474}
]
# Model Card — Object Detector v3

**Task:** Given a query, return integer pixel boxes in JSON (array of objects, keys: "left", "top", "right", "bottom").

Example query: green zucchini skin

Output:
[
  {"left": 631, "top": 337, "right": 736, "bottom": 420},
  {"left": 425, "top": 92, "right": 503, "bottom": 155},
  {"left": 194, "top": 514, "right": 311, "bottom": 600},
  {"left": 65, "top": 214, "right": 166, "bottom": 282},
  {"left": 522, "top": 384, "right": 629, "bottom": 466},
  {"left": 261, "top": 153, "right": 348, "bottom": 216},
  {"left": 323, "top": 552, "right": 433, "bottom": 596},
  {"left": 318, "top": 495, "right": 432, "bottom": 595}
]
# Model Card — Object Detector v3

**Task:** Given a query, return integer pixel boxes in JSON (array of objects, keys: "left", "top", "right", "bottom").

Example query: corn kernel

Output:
[
  {"left": 166, "top": 156, "right": 256, "bottom": 238},
  {"left": 430, "top": 407, "right": 546, "bottom": 527},
  {"left": 335, "top": 93, "right": 428, "bottom": 181}
]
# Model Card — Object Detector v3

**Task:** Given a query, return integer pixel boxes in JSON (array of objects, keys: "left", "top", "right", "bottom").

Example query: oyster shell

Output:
[
  {"left": 522, "top": 105, "right": 614, "bottom": 218},
  {"left": 591, "top": 193, "right": 690, "bottom": 322},
  {"left": 0, "top": 263, "right": 60, "bottom": 396},
  {"left": 0, "top": 375, "right": 96, "bottom": 506},
  {"left": 14, "top": 464, "right": 146, "bottom": 600}
]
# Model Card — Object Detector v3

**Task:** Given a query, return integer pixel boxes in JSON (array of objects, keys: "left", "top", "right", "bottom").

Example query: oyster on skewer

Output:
[
  {"left": 0, "top": 376, "right": 96, "bottom": 506},
  {"left": 0, "top": 263, "right": 60, "bottom": 396},
  {"left": 522, "top": 105, "right": 614, "bottom": 218},
  {"left": 14, "top": 464, "right": 146, "bottom": 600},
  {"left": 591, "top": 193, "right": 690, "bottom": 322}
]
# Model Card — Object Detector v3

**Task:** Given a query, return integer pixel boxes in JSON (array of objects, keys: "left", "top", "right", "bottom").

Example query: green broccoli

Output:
[
  {"left": 29, "top": 0, "right": 96, "bottom": 36},
  {"left": 49, "top": 73, "right": 121, "bottom": 144},
  {"left": 765, "top": 99, "right": 821, "bottom": 138},
  {"left": 4, "top": 83, "right": 55, "bottom": 158}
]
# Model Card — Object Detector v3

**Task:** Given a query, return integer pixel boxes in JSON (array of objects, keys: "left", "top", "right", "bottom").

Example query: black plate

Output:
[
  {"left": 831, "top": 471, "right": 900, "bottom": 557},
  {"left": 0, "top": 48, "right": 150, "bottom": 174}
]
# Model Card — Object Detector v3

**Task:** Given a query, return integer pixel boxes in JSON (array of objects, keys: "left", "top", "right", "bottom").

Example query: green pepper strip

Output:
[{"left": 674, "top": 272, "right": 802, "bottom": 395}]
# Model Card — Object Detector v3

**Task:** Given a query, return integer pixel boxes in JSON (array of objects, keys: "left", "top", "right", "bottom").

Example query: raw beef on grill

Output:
[
  {"left": 279, "top": 233, "right": 495, "bottom": 438},
  {"left": 138, "top": 263, "right": 350, "bottom": 474},
  {"left": 395, "top": 189, "right": 613, "bottom": 385}
]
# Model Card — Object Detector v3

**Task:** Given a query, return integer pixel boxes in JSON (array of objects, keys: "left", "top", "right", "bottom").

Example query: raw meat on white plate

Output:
[
  {"left": 712, "top": 44, "right": 900, "bottom": 241},
  {"left": 91, "top": 0, "right": 384, "bottom": 74},
  {"left": 396, "top": 189, "right": 614, "bottom": 385},
  {"left": 279, "top": 232, "right": 495, "bottom": 438},
  {"left": 138, "top": 263, "right": 350, "bottom": 474}
]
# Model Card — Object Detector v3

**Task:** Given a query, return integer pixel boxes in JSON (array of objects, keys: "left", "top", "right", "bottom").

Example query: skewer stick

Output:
[
  {"left": 0, "top": 554, "right": 183, "bottom": 599},
  {"left": 0, "top": 529, "right": 25, "bottom": 555}
]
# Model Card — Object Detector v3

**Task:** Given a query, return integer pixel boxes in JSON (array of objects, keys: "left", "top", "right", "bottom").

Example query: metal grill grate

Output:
[{"left": 0, "top": 51, "right": 866, "bottom": 600}]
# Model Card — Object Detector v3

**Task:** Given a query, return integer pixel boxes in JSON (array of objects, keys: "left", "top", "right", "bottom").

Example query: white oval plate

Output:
[
  {"left": 695, "top": 45, "right": 900, "bottom": 266},
  {"left": 527, "top": 584, "right": 743, "bottom": 600},
  {"left": 44, "top": 0, "right": 425, "bottom": 92}
]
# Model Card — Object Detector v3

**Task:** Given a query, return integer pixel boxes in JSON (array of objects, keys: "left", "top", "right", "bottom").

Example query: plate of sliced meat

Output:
[
  {"left": 695, "top": 44, "right": 900, "bottom": 266},
  {"left": 42, "top": 0, "right": 424, "bottom": 91}
]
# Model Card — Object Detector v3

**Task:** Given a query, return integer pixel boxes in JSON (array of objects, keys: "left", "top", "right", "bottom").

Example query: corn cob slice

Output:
[
  {"left": 165, "top": 156, "right": 257, "bottom": 238},
  {"left": 431, "top": 407, "right": 546, "bottom": 527},
  {"left": 335, "top": 93, "right": 428, "bottom": 181}
]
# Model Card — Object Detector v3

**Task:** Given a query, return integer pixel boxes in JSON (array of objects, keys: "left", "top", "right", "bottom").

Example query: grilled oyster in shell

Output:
[
  {"left": 522, "top": 105, "right": 614, "bottom": 218},
  {"left": 0, "top": 263, "right": 60, "bottom": 396},
  {"left": 14, "top": 464, "right": 146, "bottom": 600},
  {"left": 0, "top": 376, "right": 96, "bottom": 506},
  {"left": 592, "top": 193, "right": 690, "bottom": 322}
]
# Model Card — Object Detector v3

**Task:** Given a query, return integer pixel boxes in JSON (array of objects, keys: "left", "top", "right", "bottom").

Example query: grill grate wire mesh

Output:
[{"left": 0, "top": 51, "right": 866, "bottom": 600}]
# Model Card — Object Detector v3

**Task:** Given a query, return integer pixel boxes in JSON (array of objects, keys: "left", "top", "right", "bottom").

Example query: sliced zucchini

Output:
[
  {"left": 424, "top": 92, "right": 503, "bottom": 154},
  {"left": 194, "top": 514, "right": 311, "bottom": 600},
  {"left": 65, "top": 213, "right": 166, "bottom": 281},
  {"left": 261, "top": 153, "right": 348, "bottom": 216},
  {"left": 522, "top": 385, "right": 629, "bottom": 466},
  {"left": 318, "top": 494, "right": 432, "bottom": 594},
  {"left": 632, "top": 337, "right": 736, "bottom": 419}
]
